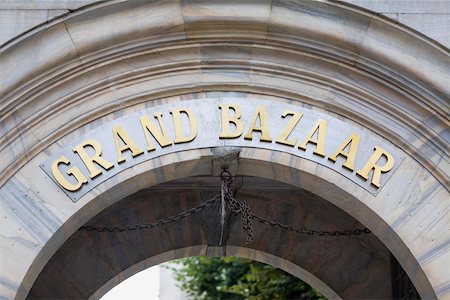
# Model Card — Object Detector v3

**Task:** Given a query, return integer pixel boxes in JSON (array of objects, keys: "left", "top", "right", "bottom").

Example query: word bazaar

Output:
[{"left": 51, "top": 103, "right": 394, "bottom": 192}]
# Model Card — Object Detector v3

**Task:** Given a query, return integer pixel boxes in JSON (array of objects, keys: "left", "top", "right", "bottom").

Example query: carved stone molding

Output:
[
  {"left": 0, "top": 1, "right": 448, "bottom": 299},
  {"left": 0, "top": 0, "right": 448, "bottom": 190}
]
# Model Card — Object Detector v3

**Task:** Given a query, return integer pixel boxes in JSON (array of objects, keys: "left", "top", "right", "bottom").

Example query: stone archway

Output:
[
  {"left": 28, "top": 174, "right": 392, "bottom": 300},
  {"left": 0, "top": 1, "right": 448, "bottom": 299}
]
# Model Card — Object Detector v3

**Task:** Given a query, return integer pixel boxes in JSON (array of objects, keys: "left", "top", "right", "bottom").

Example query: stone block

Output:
[
  {"left": 0, "top": 9, "right": 48, "bottom": 45},
  {"left": 343, "top": 0, "right": 450, "bottom": 14},
  {"left": 398, "top": 13, "right": 450, "bottom": 47}
]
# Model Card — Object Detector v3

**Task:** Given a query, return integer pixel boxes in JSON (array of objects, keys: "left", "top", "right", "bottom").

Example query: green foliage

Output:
[{"left": 169, "top": 256, "right": 326, "bottom": 300}]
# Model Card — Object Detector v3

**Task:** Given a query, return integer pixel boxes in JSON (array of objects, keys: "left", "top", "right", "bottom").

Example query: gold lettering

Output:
[
  {"left": 276, "top": 110, "right": 303, "bottom": 147},
  {"left": 112, "top": 125, "right": 144, "bottom": 163},
  {"left": 51, "top": 155, "right": 88, "bottom": 192},
  {"left": 244, "top": 105, "right": 272, "bottom": 142},
  {"left": 298, "top": 119, "right": 327, "bottom": 157},
  {"left": 219, "top": 104, "right": 244, "bottom": 139},
  {"left": 357, "top": 146, "right": 395, "bottom": 188},
  {"left": 328, "top": 133, "right": 360, "bottom": 171},
  {"left": 73, "top": 139, "right": 114, "bottom": 179},
  {"left": 170, "top": 108, "right": 198, "bottom": 144},
  {"left": 140, "top": 112, "right": 172, "bottom": 151}
]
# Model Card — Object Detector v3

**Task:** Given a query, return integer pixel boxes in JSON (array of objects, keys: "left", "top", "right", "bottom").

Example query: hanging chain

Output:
[
  {"left": 251, "top": 214, "right": 371, "bottom": 236},
  {"left": 221, "top": 170, "right": 254, "bottom": 244},
  {"left": 80, "top": 171, "right": 371, "bottom": 242},
  {"left": 80, "top": 195, "right": 219, "bottom": 233}
]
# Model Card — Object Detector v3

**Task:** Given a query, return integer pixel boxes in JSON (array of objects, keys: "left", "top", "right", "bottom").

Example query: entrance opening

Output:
[
  {"left": 100, "top": 265, "right": 160, "bottom": 299},
  {"left": 28, "top": 175, "right": 419, "bottom": 299},
  {"left": 101, "top": 256, "right": 325, "bottom": 300}
]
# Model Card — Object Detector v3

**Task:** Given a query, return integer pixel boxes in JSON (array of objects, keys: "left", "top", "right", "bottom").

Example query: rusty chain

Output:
[
  {"left": 221, "top": 170, "right": 254, "bottom": 244},
  {"left": 251, "top": 215, "right": 370, "bottom": 236},
  {"left": 80, "top": 195, "right": 220, "bottom": 233},
  {"left": 80, "top": 170, "right": 371, "bottom": 243}
]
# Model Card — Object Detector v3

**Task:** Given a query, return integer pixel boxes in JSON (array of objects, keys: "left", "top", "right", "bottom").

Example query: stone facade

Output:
[
  {"left": 1, "top": 1, "right": 450, "bottom": 48},
  {"left": 0, "top": 1, "right": 449, "bottom": 299}
]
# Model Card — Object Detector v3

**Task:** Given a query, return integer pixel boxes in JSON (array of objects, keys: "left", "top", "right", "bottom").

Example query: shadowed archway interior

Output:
[{"left": 30, "top": 176, "right": 394, "bottom": 299}]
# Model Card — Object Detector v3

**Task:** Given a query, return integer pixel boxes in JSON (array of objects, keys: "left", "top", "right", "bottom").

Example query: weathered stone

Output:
[{"left": 0, "top": 1, "right": 448, "bottom": 300}]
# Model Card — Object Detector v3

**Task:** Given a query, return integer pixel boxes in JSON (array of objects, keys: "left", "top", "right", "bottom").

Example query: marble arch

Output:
[{"left": 0, "top": 0, "right": 448, "bottom": 299}]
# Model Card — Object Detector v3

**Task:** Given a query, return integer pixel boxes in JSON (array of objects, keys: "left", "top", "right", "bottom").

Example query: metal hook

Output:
[{"left": 220, "top": 169, "right": 232, "bottom": 181}]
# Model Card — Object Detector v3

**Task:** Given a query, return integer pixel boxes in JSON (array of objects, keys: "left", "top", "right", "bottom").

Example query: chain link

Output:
[
  {"left": 80, "top": 195, "right": 220, "bottom": 233},
  {"left": 251, "top": 214, "right": 370, "bottom": 236},
  {"left": 80, "top": 172, "right": 371, "bottom": 241},
  {"left": 221, "top": 170, "right": 254, "bottom": 244}
]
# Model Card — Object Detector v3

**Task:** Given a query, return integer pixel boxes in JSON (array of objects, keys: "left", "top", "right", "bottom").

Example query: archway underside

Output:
[{"left": 29, "top": 176, "right": 394, "bottom": 299}]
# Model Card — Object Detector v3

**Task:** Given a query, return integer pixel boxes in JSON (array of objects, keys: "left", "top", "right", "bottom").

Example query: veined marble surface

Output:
[
  {"left": 0, "top": 1, "right": 448, "bottom": 299},
  {"left": 1, "top": 0, "right": 449, "bottom": 48}
]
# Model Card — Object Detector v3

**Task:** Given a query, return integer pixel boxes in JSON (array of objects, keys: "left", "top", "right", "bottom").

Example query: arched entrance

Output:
[{"left": 0, "top": 1, "right": 448, "bottom": 299}]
